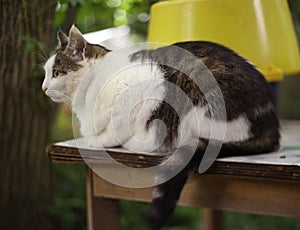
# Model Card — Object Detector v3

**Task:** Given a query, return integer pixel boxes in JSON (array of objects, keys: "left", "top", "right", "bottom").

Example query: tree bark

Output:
[{"left": 0, "top": 0, "right": 56, "bottom": 229}]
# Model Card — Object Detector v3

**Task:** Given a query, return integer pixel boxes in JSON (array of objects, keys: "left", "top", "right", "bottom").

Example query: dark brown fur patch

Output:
[
  {"left": 53, "top": 43, "right": 110, "bottom": 74},
  {"left": 145, "top": 69, "right": 205, "bottom": 147},
  {"left": 57, "top": 29, "right": 69, "bottom": 51},
  {"left": 85, "top": 43, "right": 110, "bottom": 59},
  {"left": 142, "top": 41, "right": 280, "bottom": 230},
  {"left": 53, "top": 52, "right": 83, "bottom": 73},
  {"left": 131, "top": 41, "right": 280, "bottom": 150}
]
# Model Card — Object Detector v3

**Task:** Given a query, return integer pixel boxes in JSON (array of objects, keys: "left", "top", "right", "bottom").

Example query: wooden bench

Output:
[{"left": 47, "top": 120, "right": 300, "bottom": 230}]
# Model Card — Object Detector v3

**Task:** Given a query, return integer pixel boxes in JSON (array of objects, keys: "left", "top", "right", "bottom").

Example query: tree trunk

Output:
[{"left": 0, "top": 0, "right": 56, "bottom": 229}]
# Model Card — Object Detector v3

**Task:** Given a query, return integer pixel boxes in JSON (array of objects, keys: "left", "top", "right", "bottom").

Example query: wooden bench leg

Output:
[
  {"left": 87, "top": 168, "right": 121, "bottom": 230},
  {"left": 203, "top": 208, "right": 223, "bottom": 230}
]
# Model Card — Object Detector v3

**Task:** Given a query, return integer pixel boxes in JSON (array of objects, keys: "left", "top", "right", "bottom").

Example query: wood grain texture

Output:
[
  {"left": 87, "top": 169, "right": 120, "bottom": 230},
  {"left": 92, "top": 172, "right": 300, "bottom": 218},
  {"left": 47, "top": 144, "right": 300, "bottom": 181},
  {"left": 203, "top": 209, "right": 223, "bottom": 230},
  {"left": 48, "top": 121, "right": 300, "bottom": 227}
]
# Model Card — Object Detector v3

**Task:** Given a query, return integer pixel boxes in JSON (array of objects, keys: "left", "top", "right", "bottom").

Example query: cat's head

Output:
[{"left": 42, "top": 25, "right": 110, "bottom": 103}]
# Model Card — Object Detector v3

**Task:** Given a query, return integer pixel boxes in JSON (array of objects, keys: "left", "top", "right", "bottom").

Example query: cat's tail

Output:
[
  {"left": 148, "top": 130, "right": 280, "bottom": 230},
  {"left": 148, "top": 146, "right": 204, "bottom": 230}
]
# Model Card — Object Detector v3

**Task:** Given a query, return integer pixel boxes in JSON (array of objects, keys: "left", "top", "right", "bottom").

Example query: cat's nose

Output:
[{"left": 42, "top": 86, "right": 48, "bottom": 93}]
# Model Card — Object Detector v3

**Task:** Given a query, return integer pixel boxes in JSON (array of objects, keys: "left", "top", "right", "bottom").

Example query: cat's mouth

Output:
[{"left": 46, "top": 89, "right": 68, "bottom": 103}]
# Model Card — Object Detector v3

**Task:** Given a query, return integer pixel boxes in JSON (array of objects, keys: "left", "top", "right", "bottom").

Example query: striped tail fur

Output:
[{"left": 148, "top": 132, "right": 280, "bottom": 230}]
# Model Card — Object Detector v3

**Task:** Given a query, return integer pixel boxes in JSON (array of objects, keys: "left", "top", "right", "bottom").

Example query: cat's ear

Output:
[
  {"left": 57, "top": 29, "right": 69, "bottom": 50},
  {"left": 67, "top": 25, "right": 87, "bottom": 61}
]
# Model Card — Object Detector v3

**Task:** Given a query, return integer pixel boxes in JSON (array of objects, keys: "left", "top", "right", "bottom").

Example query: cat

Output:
[{"left": 42, "top": 25, "right": 280, "bottom": 230}]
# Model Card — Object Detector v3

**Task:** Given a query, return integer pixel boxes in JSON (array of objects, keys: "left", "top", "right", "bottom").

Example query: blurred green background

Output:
[{"left": 48, "top": 0, "right": 300, "bottom": 229}]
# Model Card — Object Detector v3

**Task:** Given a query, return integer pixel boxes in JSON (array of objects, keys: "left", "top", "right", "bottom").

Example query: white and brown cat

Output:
[{"left": 42, "top": 26, "right": 280, "bottom": 229}]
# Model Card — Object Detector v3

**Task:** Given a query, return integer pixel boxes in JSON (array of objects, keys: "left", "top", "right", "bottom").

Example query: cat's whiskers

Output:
[
  {"left": 34, "top": 51, "right": 48, "bottom": 63},
  {"left": 48, "top": 89, "right": 72, "bottom": 103},
  {"left": 60, "top": 93, "right": 72, "bottom": 102},
  {"left": 37, "top": 44, "right": 50, "bottom": 61},
  {"left": 37, "top": 63, "right": 46, "bottom": 72}
]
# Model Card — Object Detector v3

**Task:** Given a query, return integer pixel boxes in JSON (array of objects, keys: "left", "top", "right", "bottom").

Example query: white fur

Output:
[
  {"left": 43, "top": 55, "right": 91, "bottom": 104},
  {"left": 76, "top": 52, "right": 167, "bottom": 152},
  {"left": 43, "top": 50, "right": 166, "bottom": 152},
  {"left": 179, "top": 106, "right": 251, "bottom": 146},
  {"left": 43, "top": 49, "right": 252, "bottom": 153}
]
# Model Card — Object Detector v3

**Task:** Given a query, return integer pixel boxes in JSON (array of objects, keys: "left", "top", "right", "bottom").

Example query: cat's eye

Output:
[
  {"left": 52, "top": 69, "right": 67, "bottom": 78},
  {"left": 52, "top": 70, "right": 60, "bottom": 78}
]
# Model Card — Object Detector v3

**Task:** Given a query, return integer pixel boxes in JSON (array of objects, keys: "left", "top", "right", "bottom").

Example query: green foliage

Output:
[
  {"left": 121, "top": 201, "right": 150, "bottom": 229},
  {"left": 49, "top": 1, "right": 300, "bottom": 229},
  {"left": 50, "top": 106, "right": 73, "bottom": 143},
  {"left": 54, "top": 0, "right": 158, "bottom": 36},
  {"left": 48, "top": 164, "right": 86, "bottom": 230},
  {"left": 48, "top": 108, "right": 86, "bottom": 229},
  {"left": 225, "top": 212, "right": 300, "bottom": 230},
  {"left": 19, "top": 35, "right": 45, "bottom": 52},
  {"left": 165, "top": 206, "right": 201, "bottom": 230},
  {"left": 121, "top": 201, "right": 200, "bottom": 230},
  {"left": 289, "top": 0, "right": 300, "bottom": 43},
  {"left": 76, "top": 2, "right": 114, "bottom": 32}
]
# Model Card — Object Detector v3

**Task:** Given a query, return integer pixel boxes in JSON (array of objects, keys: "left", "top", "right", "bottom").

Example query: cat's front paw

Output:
[{"left": 87, "top": 136, "right": 103, "bottom": 148}]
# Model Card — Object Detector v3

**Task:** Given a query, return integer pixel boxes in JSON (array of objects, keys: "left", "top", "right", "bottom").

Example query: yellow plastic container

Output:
[{"left": 148, "top": 0, "right": 300, "bottom": 81}]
